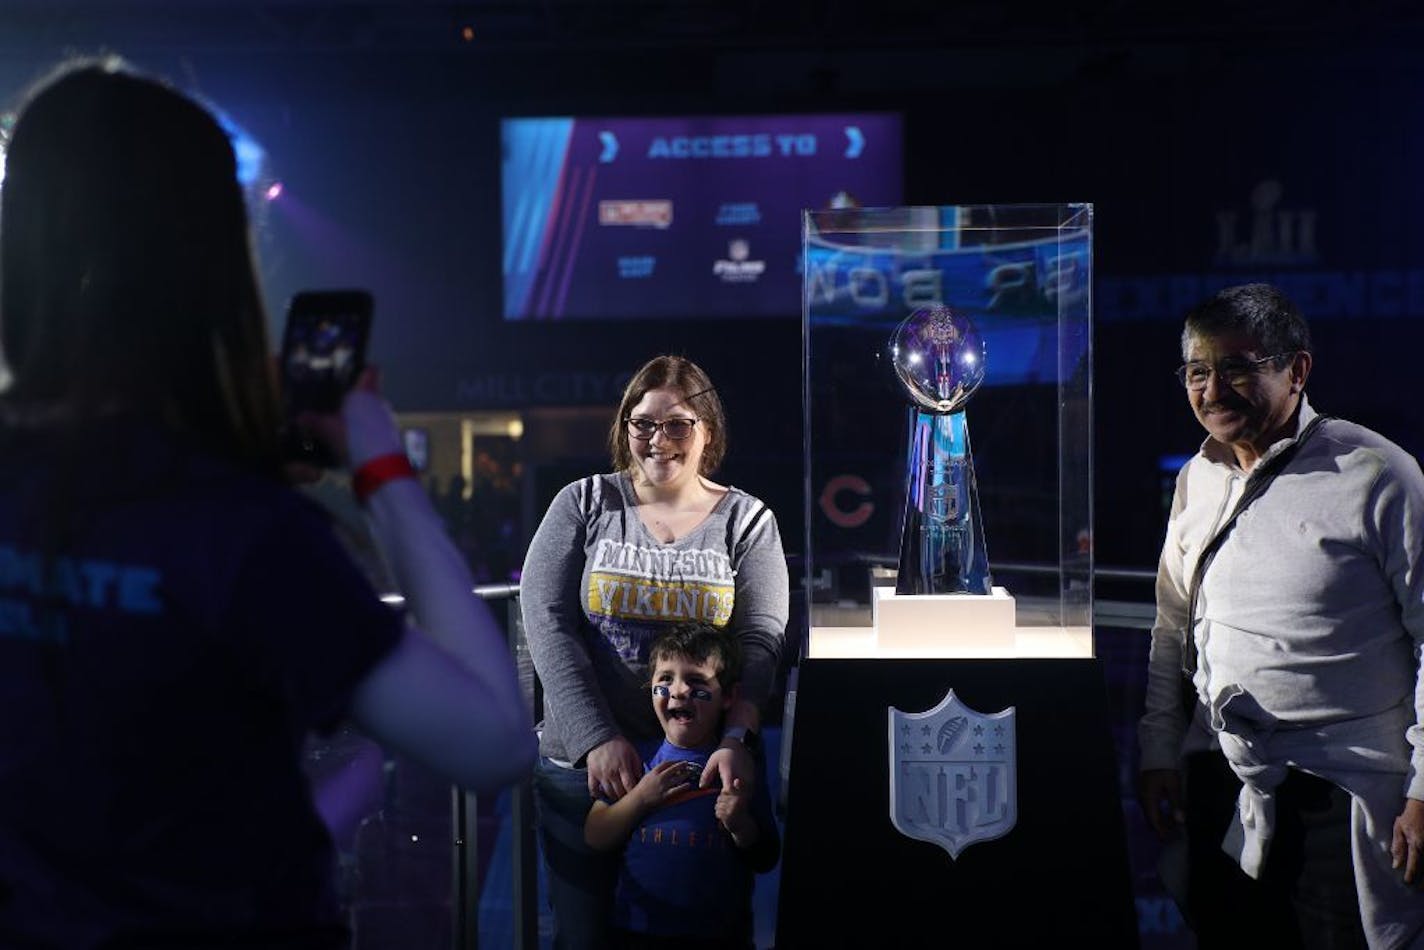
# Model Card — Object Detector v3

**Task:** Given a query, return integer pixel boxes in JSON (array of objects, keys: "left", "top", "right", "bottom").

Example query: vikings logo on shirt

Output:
[{"left": 588, "top": 539, "right": 736, "bottom": 627}]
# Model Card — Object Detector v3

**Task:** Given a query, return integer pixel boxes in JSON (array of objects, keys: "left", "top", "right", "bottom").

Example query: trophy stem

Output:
[{"left": 895, "top": 408, "right": 992, "bottom": 595}]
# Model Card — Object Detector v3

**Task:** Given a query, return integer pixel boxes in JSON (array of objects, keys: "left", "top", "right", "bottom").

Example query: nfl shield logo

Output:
[{"left": 888, "top": 689, "right": 1017, "bottom": 859}]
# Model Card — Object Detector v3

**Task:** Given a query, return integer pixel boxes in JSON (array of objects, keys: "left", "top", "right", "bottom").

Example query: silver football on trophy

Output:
[{"left": 889, "top": 305, "right": 985, "bottom": 414}]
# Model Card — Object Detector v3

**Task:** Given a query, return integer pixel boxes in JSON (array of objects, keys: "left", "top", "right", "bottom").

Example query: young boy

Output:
[{"left": 584, "top": 621, "right": 780, "bottom": 949}]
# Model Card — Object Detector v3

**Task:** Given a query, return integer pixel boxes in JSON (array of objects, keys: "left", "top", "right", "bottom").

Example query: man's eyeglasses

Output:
[
  {"left": 1175, "top": 353, "right": 1295, "bottom": 391},
  {"left": 626, "top": 417, "right": 700, "bottom": 441}
]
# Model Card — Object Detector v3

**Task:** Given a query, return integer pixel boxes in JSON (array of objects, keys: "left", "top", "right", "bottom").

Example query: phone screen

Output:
[
  {"left": 402, "top": 427, "right": 430, "bottom": 472},
  {"left": 281, "top": 290, "right": 373, "bottom": 415}
]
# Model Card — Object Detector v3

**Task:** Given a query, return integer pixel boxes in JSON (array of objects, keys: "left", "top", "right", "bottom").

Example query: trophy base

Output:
[
  {"left": 872, "top": 584, "right": 1016, "bottom": 654},
  {"left": 808, "top": 578, "right": 1093, "bottom": 659},
  {"left": 806, "top": 620, "right": 1094, "bottom": 659}
]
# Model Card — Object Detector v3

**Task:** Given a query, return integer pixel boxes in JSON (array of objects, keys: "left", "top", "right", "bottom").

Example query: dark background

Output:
[{"left": 5, "top": 0, "right": 1421, "bottom": 575}]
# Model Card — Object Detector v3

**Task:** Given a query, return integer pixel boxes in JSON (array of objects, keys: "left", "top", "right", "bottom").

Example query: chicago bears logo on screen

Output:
[{"left": 888, "top": 689, "right": 1017, "bottom": 859}]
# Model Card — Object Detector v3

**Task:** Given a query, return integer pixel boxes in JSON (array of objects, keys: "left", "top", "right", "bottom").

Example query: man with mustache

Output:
[{"left": 1136, "top": 283, "right": 1424, "bottom": 948}]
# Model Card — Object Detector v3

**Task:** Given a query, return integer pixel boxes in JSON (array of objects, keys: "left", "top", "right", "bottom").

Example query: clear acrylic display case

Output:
[{"left": 802, "top": 203, "right": 1093, "bottom": 657}]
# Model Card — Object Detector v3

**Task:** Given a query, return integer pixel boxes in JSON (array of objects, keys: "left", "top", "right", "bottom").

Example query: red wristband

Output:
[{"left": 352, "top": 452, "right": 417, "bottom": 503}]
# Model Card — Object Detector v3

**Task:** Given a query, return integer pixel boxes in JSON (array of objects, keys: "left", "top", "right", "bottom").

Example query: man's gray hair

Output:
[{"left": 1181, "top": 283, "right": 1313, "bottom": 360}]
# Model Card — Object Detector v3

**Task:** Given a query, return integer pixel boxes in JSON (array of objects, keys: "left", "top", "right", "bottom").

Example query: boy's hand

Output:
[
  {"left": 583, "top": 760, "right": 695, "bottom": 852},
  {"left": 715, "top": 777, "right": 756, "bottom": 839},
  {"left": 628, "top": 760, "right": 700, "bottom": 812}
]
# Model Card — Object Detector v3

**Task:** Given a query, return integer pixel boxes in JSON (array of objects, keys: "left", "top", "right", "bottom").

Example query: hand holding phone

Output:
[{"left": 279, "top": 290, "right": 373, "bottom": 466}]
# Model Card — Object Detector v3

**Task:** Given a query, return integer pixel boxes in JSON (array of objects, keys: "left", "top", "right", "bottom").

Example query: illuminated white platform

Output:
[{"left": 809, "top": 586, "right": 1093, "bottom": 659}]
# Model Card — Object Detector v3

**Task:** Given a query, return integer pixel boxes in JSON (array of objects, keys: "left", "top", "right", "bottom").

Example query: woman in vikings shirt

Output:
[{"left": 522, "top": 355, "right": 789, "bottom": 949}]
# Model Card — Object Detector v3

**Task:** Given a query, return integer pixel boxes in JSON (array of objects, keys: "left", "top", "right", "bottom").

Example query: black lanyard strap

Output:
[{"left": 1181, "top": 413, "right": 1330, "bottom": 675}]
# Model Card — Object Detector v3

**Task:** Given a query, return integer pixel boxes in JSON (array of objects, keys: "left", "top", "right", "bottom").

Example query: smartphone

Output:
[
  {"left": 280, "top": 290, "right": 373, "bottom": 415},
  {"left": 402, "top": 427, "right": 430, "bottom": 472},
  {"left": 279, "top": 290, "right": 373, "bottom": 466}
]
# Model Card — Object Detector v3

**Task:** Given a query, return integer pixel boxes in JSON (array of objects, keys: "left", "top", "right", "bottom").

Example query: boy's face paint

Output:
[
  {"left": 652, "top": 683, "right": 714, "bottom": 702},
  {"left": 649, "top": 653, "right": 733, "bottom": 749}
]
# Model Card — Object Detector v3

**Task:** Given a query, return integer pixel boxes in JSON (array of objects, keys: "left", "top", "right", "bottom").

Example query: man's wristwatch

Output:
[{"left": 723, "top": 725, "right": 761, "bottom": 755}]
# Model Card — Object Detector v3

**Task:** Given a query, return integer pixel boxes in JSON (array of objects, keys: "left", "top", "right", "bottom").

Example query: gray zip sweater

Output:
[
  {"left": 1139, "top": 398, "right": 1424, "bottom": 946},
  {"left": 521, "top": 473, "right": 788, "bottom": 765}
]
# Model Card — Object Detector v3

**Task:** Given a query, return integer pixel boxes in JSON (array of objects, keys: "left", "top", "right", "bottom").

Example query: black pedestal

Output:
[{"left": 776, "top": 658, "right": 1138, "bottom": 949}]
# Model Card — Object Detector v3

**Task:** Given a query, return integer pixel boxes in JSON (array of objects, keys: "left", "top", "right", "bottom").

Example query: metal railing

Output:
[
  {"left": 445, "top": 584, "right": 540, "bottom": 950},
  {"left": 368, "top": 583, "right": 535, "bottom": 949}
]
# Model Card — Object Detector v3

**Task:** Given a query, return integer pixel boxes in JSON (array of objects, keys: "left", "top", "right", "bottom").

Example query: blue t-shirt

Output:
[
  {"left": 612, "top": 737, "right": 778, "bottom": 939},
  {"left": 0, "top": 420, "right": 403, "bottom": 947}
]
